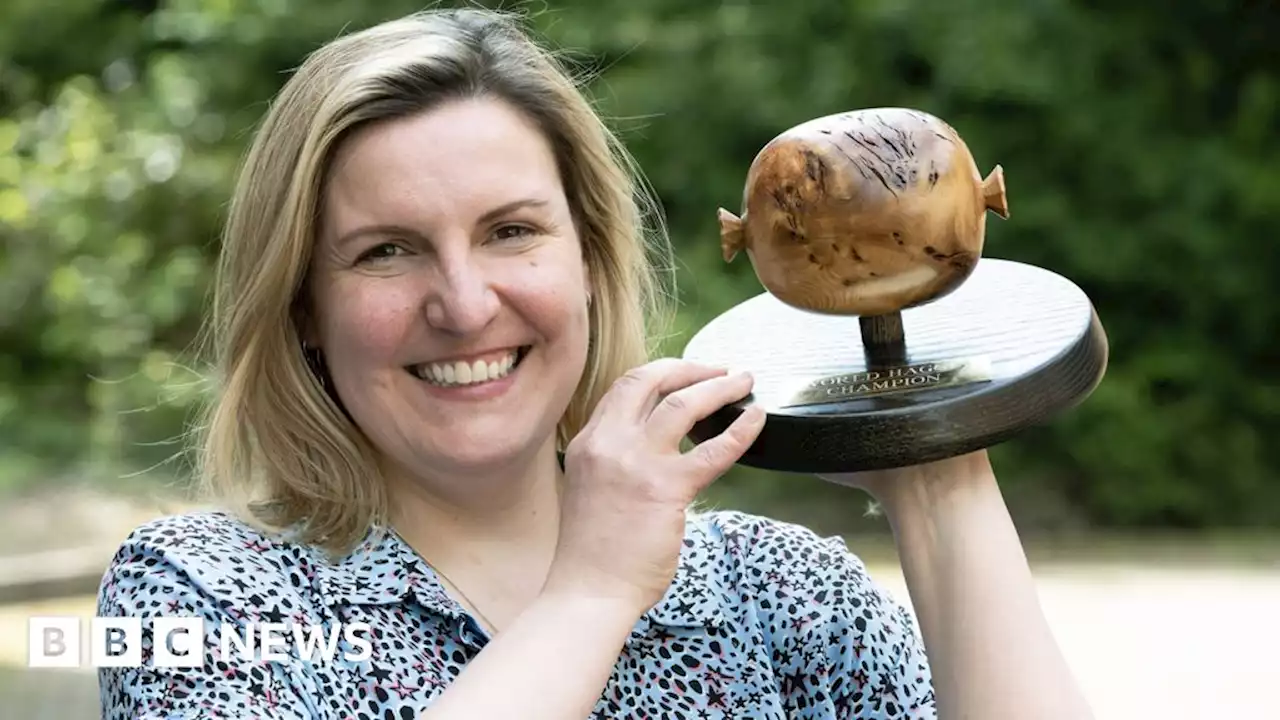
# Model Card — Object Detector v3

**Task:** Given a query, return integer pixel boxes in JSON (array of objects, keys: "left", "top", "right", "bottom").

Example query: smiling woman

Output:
[
  {"left": 308, "top": 98, "right": 594, "bottom": 490},
  {"left": 95, "top": 7, "right": 1092, "bottom": 720}
]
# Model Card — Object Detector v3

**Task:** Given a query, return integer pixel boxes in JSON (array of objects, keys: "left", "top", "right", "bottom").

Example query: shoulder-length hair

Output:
[{"left": 194, "top": 8, "right": 673, "bottom": 555}]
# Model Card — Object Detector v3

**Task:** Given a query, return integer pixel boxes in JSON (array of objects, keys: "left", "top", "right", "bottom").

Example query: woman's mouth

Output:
[{"left": 406, "top": 346, "right": 529, "bottom": 388}]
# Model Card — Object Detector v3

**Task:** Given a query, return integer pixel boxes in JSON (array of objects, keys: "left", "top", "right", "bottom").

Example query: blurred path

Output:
[{"left": 870, "top": 563, "right": 1280, "bottom": 720}]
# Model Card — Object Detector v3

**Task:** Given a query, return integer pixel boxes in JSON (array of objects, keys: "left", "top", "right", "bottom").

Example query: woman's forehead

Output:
[
  {"left": 324, "top": 101, "right": 562, "bottom": 213},
  {"left": 333, "top": 99, "right": 555, "bottom": 180}
]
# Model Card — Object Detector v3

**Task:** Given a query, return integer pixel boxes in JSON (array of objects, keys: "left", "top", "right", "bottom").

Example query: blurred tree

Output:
[{"left": 0, "top": 0, "right": 1275, "bottom": 529}]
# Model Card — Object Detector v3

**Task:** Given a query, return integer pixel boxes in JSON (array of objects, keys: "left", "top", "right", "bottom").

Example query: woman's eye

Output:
[
  {"left": 357, "top": 243, "right": 404, "bottom": 263},
  {"left": 492, "top": 225, "right": 535, "bottom": 242}
]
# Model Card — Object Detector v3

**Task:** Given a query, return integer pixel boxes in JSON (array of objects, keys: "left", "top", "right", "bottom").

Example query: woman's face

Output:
[{"left": 308, "top": 96, "right": 591, "bottom": 484}]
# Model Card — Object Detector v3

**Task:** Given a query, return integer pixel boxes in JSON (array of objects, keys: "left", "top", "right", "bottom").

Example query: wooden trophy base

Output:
[{"left": 682, "top": 259, "right": 1108, "bottom": 474}]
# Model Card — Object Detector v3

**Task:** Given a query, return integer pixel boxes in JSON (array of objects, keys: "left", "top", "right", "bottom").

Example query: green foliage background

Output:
[{"left": 1, "top": 0, "right": 1275, "bottom": 531}]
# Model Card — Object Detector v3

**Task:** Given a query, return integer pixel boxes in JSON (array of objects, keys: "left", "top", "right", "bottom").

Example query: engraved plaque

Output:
[{"left": 781, "top": 357, "right": 993, "bottom": 408}]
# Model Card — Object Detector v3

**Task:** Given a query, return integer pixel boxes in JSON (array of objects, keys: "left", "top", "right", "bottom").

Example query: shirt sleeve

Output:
[
  {"left": 815, "top": 536, "right": 936, "bottom": 720},
  {"left": 739, "top": 516, "right": 936, "bottom": 719},
  {"left": 96, "top": 523, "right": 323, "bottom": 720}
]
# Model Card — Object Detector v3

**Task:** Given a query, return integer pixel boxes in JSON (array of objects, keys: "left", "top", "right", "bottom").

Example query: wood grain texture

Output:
[
  {"left": 718, "top": 108, "right": 1009, "bottom": 317},
  {"left": 682, "top": 259, "right": 1108, "bottom": 473}
]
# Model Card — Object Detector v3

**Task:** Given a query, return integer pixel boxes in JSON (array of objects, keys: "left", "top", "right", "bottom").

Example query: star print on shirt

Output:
[{"left": 97, "top": 509, "right": 935, "bottom": 719}]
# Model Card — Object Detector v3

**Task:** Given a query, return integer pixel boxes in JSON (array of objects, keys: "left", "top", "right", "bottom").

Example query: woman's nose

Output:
[{"left": 423, "top": 255, "right": 500, "bottom": 334}]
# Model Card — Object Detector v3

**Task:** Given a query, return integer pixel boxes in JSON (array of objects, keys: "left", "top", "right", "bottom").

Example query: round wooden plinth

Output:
[{"left": 682, "top": 259, "right": 1108, "bottom": 473}]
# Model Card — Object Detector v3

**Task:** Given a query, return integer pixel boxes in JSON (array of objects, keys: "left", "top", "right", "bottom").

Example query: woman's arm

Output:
[
  {"left": 426, "top": 360, "right": 766, "bottom": 719},
  {"left": 826, "top": 451, "right": 1094, "bottom": 720},
  {"left": 421, "top": 590, "right": 637, "bottom": 719}
]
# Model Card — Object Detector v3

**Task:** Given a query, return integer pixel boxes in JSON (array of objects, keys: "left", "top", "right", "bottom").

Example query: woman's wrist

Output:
[
  {"left": 870, "top": 450, "right": 1001, "bottom": 528},
  {"left": 534, "top": 573, "right": 651, "bottom": 638}
]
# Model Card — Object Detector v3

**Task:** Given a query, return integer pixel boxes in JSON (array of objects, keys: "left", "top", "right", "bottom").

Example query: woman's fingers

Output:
[
  {"left": 683, "top": 404, "right": 767, "bottom": 490},
  {"left": 645, "top": 370, "right": 755, "bottom": 445},
  {"left": 592, "top": 359, "right": 730, "bottom": 423},
  {"left": 552, "top": 359, "right": 767, "bottom": 613}
]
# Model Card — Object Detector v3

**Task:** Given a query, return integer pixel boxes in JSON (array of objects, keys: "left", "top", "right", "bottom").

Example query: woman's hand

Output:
[
  {"left": 428, "top": 359, "right": 761, "bottom": 720},
  {"left": 428, "top": 361, "right": 760, "bottom": 720},
  {"left": 816, "top": 449, "right": 997, "bottom": 518},
  {"left": 546, "top": 359, "right": 766, "bottom": 614}
]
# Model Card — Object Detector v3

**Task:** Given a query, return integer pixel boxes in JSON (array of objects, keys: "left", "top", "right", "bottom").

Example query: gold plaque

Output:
[{"left": 782, "top": 357, "right": 993, "bottom": 408}]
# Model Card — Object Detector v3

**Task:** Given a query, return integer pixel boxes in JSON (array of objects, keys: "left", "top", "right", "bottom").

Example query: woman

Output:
[{"left": 98, "top": 8, "right": 1093, "bottom": 719}]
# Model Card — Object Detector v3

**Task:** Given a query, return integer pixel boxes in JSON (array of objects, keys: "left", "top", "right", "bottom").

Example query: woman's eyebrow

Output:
[
  {"left": 333, "top": 224, "right": 424, "bottom": 249},
  {"left": 477, "top": 198, "right": 550, "bottom": 224},
  {"left": 332, "top": 198, "right": 550, "bottom": 248}
]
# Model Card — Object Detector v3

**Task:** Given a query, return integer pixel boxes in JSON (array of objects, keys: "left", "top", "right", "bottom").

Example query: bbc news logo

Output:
[{"left": 28, "top": 616, "right": 373, "bottom": 668}]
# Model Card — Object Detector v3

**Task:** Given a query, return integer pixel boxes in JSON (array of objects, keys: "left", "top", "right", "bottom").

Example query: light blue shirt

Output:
[{"left": 98, "top": 508, "right": 934, "bottom": 718}]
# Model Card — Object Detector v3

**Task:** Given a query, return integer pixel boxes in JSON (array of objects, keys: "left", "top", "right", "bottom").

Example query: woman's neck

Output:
[{"left": 384, "top": 441, "right": 564, "bottom": 584}]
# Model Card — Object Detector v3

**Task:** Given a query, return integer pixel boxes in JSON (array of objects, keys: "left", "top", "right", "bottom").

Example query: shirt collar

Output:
[
  {"left": 312, "top": 516, "right": 726, "bottom": 633},
  {"left": 313, "top": 525, "right": 461, "bottom": 620}
]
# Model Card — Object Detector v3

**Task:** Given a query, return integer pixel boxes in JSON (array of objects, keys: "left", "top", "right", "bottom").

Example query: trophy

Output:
[{"left": 683, "top": 108, "right": 1108, "bottom": 473}]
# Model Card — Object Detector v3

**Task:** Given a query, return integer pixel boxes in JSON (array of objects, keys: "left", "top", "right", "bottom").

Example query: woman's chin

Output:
[{"left": 416, "top": 432, "right": 547, "bottom": 475}]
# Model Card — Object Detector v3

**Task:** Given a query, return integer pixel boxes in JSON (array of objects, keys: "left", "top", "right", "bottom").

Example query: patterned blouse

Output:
[{"left": 97, "top": 509, "right": 935, "bottom": 719}]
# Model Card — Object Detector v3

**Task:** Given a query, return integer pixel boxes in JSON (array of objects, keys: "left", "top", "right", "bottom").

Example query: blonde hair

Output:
[{"left": 194, "top": 8, "right": 673, "bottom": 555}]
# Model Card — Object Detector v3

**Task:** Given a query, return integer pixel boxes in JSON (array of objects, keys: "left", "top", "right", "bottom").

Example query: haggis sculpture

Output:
[
  {"left": 717, "top": 108, "right": 1008, "bottom": 317},
  {"left": 683, "top": 108, "right": 1108, "bottom": 473}
]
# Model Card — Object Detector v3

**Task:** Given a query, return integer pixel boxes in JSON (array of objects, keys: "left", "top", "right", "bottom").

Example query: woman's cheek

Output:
[
  {"left": 327, "top": 280, "right": 423, "bottom": 360},
  {"left": 515, "top": 279, "right": 581, "bottom": 330}
]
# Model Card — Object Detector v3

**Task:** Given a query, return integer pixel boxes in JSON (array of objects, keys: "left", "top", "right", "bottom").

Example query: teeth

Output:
[{"left": 411, "top": 350, "right": 521, "bottom": 387}]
